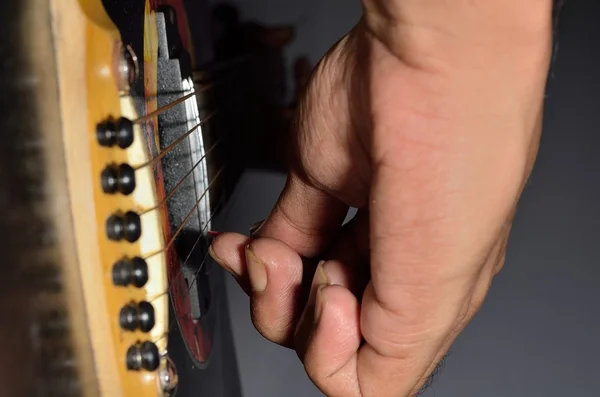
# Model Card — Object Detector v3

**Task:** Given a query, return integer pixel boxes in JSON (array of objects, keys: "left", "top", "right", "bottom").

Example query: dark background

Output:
[{"left": 212, "top": 0, "right": 600, "bottom": 396}]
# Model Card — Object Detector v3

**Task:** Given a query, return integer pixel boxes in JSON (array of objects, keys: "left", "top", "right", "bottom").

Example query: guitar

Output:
[{"left": 0, "top": 0, "right": 294, "bottom": 395}]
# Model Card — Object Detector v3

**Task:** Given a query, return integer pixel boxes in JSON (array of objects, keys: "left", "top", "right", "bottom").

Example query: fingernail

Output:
[
  {"left": 314, "top": 284, "right": 326, "bottom": 325},
  {"left": 208, "top": 244, "right": 232, "bottom": 274},
  {"left": 309, "top": 261, "right": 329, "bottom": 325},
  {"left": 208, "top": 231, "right": 222, "bottom": 237},
  {"left": 249, "top": 219, "right": 265, "bottom": 237},
  {"left": 315, "top": 260, "right": 331, "bottom": 286},
  {"left": 245, "top": 244, "right": 267, "bottom": 292}
]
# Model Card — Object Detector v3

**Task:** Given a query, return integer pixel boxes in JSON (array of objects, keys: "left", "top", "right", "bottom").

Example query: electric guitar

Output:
[{"left": 0, "top": 0, "right": 291, "bottom": 395}]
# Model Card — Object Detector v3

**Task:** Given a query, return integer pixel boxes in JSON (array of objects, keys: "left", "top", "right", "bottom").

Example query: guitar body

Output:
[{"left": 0, "top": 0, "right": 241, "bottom": 396}]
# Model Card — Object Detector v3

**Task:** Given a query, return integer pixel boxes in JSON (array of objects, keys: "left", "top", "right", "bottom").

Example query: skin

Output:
[{"left": 210, "top": 2, "right": 555, "bottom": 396}]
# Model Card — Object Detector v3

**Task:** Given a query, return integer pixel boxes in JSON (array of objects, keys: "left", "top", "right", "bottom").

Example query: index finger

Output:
[{"left": 257, "top": 172, "right": 349, "bottom": 258}]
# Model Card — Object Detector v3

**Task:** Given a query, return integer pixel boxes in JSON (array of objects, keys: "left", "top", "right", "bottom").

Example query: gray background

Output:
[{"left": 217, "top": 1, "right": 600, "bottom": 396}]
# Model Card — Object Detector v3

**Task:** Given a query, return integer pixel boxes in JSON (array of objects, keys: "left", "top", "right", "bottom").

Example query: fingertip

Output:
[
  {"left": 303, "top": 284, "right": 362, "bottom": 396},
  {"left": 209, "top": 232, "right": 251, "bottom": 276},
  {"left": 247, "top": 237, "right": 304, "bottom": 280},
  {"left": 319, "top": 259, "right": 354, "bottom": 289},
  {"left": 244, "top": 237, "right": 306, "bottom": 346},
  {"left": 312, "top": 285, "right": 361, "bottom": 358},
  {"left": 316, "top": 285, "right": 361, "bottom": 339},
  {"left": 244, "top": 244, "right": 268, "bottom": 292},
  {"left": 295, "top": 263, "right": 358, "bottom": 358}
]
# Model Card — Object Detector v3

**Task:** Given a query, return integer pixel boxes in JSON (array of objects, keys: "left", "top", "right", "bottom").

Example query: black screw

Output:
[
  {"left": 96, "top": 117, "right": 134, "bottom": 149},
  {"left": 101, "top": 163, "right": 136, "bottom": 195},
  {"left": 112, "top": 257, "right": 148, "bottom": 288},
  {"left": 96, "top": 118, "right": 117, "bottom": 147},
  {"left": 126, "top": 341, "right": 160, "bottom": 371},
  {"left": 106, "top": 211, "right": 141, "bottom": 243},
  {"left": 119, "top": 301, "right": 155, "bottom": 333},
  {"left": 137, "top": 301, "right": 155, "bottom": 332},
  {"left": 119, "top": 304, "right": 137, "bottom": 331},
  {"left": 116, "top": 118, "right": 134, "bottom": 148}
]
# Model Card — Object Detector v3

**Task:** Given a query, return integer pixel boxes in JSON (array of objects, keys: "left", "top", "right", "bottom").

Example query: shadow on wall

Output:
[{"left": 206, "top": 2, "right": 312, "bottom": 176}]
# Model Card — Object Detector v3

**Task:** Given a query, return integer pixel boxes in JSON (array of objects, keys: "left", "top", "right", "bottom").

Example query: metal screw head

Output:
[
  {"left": 113, "top": 42, "right": 139, "bottom": 92},
  {"left": 159, "top": 357, "right": 179, "bottom": 396}
]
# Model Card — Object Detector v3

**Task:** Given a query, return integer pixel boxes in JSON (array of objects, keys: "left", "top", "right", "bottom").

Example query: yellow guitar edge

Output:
[
  {"left": 51, "top": 0, "right": 168, "bottom": 396},
  {"left": 77, "top": 0, "right": 117, "bottom": 31}
]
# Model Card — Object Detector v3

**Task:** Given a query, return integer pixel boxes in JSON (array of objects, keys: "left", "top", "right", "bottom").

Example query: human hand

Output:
[{"left": 210, "top": 2, "right": 554, "bottom": 396}]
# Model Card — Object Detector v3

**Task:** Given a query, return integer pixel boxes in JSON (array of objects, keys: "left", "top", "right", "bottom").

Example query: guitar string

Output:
[
  {"left": 140, "top": 138, "right": 222, "bottom": 215},
  {"left": 132, "top": 64, "right": 247, "bottom": 173},
  {"left": 132, "top": 59, "right": 252, "bottom": 344},
  {"left": 154, "top": 91, "right": 251, "bottom": 340},
  {"left": 153, "top": 72, "right": 249, "bottom": 287},
  {"left": 134, "top": 92, "right": 195, "bottom": 124},
  {"left": 151, "top": 199, "right": 226, "bottom": 346},
  {"left": 130, "top": 53, "right": 250, "bottom": 123},
  {"left": 133, "top": 110, "right": 217, "bottom": 171},
  {"left": 147, "top": 198, "right": 225, "bottom": 304},
  {"left": 142, "top": 87, "right": 250, "bottom": 313},
  {"left": 143, "top": 166, "right": 225, "bottom": 261},
  {"left": 129, "top": 83, "right": 215, "bottom": 102}
]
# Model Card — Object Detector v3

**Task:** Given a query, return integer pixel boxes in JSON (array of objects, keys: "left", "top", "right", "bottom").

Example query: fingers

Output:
[
  {"left": 208, "top": 232, "right": 252, "bottom": 295},
  {"left": 211, "top": 234, "right": 304, "bottom": 347},
  {"left": 303, "top": 285, "right": 362, "bottom": 397},
  {"left": 292, "top": 211, "right": 371, "bottom": 355},
  {"left": 294, "top": 259, "right": 356, "bottom": 356},
  {"left": 244, "top": 239, "right": 306, "bottom": 346},
  {"left": 294, "top": 261, "right": 362, "bottom": 397},
  {"left": 295, "top": 260, "right": 449, "bottom": 397},
  {"left": 257, "top": 173, "right": 349, "bottom": 257},
  {"left": 210, "top": 207, "right": 370, "bottom": 348},
  {"left": 293, "top": 229, "right": 506, "bottom": 397}
]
